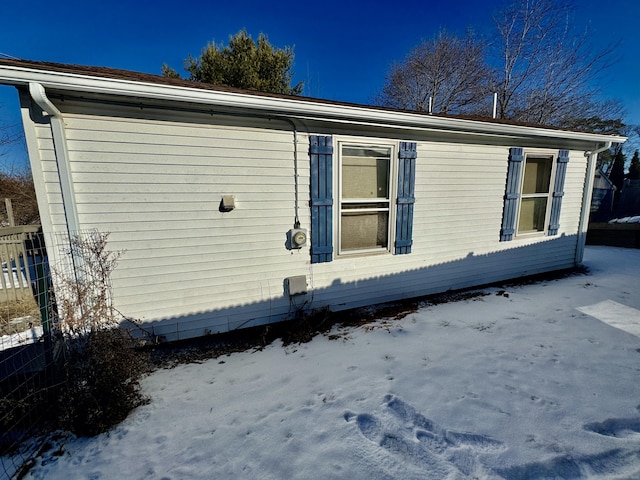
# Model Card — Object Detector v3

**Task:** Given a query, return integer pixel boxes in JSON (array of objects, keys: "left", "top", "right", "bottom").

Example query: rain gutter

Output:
[{"left": 0, "top": 64, "right": 627, "bottom": 146}]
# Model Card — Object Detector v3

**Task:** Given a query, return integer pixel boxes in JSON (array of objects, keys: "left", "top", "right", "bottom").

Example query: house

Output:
[
  {"left": 617, "top": 179, "right": 640, "bottom": 217},
  {"left": 0, "top": 59, "right": 627, "bottom": 342},
  {"left": 590, "top": 168, "right": 616, "bottom": 221},
  {"left": 587, "top": 177, "right": 640, "bottom": 249}
]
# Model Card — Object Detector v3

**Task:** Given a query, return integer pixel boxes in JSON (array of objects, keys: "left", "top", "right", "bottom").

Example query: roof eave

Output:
[{"left": 0, "top": 63, "right": 628, "bottom": 146}]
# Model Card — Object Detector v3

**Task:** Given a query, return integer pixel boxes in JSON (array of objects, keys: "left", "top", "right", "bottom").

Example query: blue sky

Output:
[{"left": 1, "top": 0, "right": 639, "bottom": 167}]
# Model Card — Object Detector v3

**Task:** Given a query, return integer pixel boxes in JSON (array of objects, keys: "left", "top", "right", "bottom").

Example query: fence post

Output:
[{"left": 4, "top": 198, "right": 15, "bottom": 227}]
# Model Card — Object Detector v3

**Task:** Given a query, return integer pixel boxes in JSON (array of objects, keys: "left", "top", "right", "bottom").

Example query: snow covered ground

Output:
[
  {"left": 608, "top": 216, "right": 640, "bottom": 224},
  {"left": 0, "top": 325, "right": 43, "bottom": 351},
  {"left": 17, "top": 246, "right": 640, "bottom": 479}
]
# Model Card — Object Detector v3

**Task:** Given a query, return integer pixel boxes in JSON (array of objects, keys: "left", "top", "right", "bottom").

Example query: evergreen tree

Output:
[
  {"left": 160, "top": 64, "right": 181, "bottom": 79},
  {"left": 609, "top": 149, "right": 626, "bottom": 194},
  {"left": 629, "top": 150, "right": 640, "bottom": 180},
  {"left": 162, "top": 30, "right": 303, "bottom": 96}
]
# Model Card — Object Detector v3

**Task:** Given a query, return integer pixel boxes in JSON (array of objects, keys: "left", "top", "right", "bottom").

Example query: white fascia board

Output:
[{"left": 0, "top": 64, "right": 628, "bottom": 146}]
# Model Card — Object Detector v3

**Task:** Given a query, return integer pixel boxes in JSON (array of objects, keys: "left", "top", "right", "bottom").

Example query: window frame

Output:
[
  {"left": 514, "top": 150, "right": 558, "bottom": 238},
  {"left": 336, "top": 139, "right": 398, "bottom": 256}
]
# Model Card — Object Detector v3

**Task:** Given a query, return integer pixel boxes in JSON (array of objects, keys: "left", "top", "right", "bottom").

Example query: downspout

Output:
[
  {"left": 29, "top": 83, "right": 83, "bottom": 281},
  {"left": 576, "top": 141, "right": 612, "bottom": 264},
  {"left": 29, "top": 83, "right": 80, "bottom": 235}
]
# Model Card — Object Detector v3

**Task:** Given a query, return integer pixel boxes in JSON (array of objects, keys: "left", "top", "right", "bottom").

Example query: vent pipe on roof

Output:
[{"left": 492, "top": 93, "right": 497, "bottom": 119}]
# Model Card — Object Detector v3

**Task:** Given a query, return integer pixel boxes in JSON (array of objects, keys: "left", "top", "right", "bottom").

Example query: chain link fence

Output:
[{"left": 0, "top": 226, "right": 58, "bottom": 479}]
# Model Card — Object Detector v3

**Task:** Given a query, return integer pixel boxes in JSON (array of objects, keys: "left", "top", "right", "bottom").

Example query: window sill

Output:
[
  {"left": 337, "top": 248, "right": 392, "bottom": 259},
  {"left": 514, "top": 231, "right": 548, "bottom": 239}
]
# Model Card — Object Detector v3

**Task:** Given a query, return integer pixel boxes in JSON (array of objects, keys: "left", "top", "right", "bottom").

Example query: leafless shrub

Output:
[
  {"left": 52, "top": 232, "right": 124, "bottom": 341},
  {"left": 51, "top": 232, "right": 149, "bottom": 437}
]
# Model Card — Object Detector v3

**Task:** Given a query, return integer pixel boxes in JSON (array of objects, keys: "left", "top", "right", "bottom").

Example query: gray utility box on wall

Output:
[{"left": 285, "top": 275, "right": 307, "bottom": 296}]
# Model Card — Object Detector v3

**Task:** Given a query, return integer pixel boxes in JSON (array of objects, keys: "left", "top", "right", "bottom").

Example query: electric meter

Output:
[{"left": 288, "top": 228, "right": 307, "bottom": 249}]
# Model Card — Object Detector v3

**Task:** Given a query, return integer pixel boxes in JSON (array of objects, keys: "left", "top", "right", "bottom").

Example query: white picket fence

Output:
[{"left": 0, "top": 226, "right": 40, "bottom": 303}]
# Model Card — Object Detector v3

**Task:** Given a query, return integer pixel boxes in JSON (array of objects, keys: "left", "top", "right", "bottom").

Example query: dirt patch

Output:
[
  {"left": 148, "top": 265, "right": 589, "bottom": 368},
  {"left": 0, "top": 297, "right": 42, "bottom": 336}
]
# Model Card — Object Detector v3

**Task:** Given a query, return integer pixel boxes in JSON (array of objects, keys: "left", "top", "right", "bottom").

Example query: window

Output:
[
  {"left": 500, "top": 148, "right": 570, "bottom": 241},
  {"left": 309, "top": 136, "right": 416, "bottom": 263},
  {"left": 339, "top": 144, "right": 393, "bottom": 253},
  {"left": 517, "top": 155, "right": 554, "bottom": 234}
]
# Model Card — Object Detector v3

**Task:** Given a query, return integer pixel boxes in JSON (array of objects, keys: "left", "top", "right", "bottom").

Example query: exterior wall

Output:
[
  {"left": 22, "top": 97, "right": 589, "bottom": 342},
  {"left": 56, "top": 104, "right": 312, "bottom": 340},
  {"left": 308, "top": 141, "right": 587, "bottom": 311}
]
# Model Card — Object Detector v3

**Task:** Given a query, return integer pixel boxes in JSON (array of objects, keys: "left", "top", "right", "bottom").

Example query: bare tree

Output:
[
  {"left": 375, "top": 30, "right": 491, "bottom": 115},
  {"left": 490, "top": 0, "right": 616, "bottom": 126},
  {"left": 0, "top": 104, "right": 25, "bottom": 167},
  {"left": 1, "top": 107, "right": 38, "bottom": 225},
  {"left": 0, "top": 122, "right": 19, "bottom": 160},
  {"left": 0, "top": 125, "right": 10, "bottom": 152},
  {"left": 0, "top": 168, "right": 39, "bottom": 225}
]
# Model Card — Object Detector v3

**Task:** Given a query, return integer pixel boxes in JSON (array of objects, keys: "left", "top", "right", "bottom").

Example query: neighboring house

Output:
[
  {"left": 0, "top": 59, "right": 627, "bottom": 342},
  {"left": 590, "top": 168, "right": 616, "bottom": 221},
  {"left": 617, "top": 179, "right": 640, "bottom": 217}
]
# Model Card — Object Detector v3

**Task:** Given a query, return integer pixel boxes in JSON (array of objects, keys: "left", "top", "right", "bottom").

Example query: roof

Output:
[{"left": 0, "top": 58, "right": 628, "bottom": 148}]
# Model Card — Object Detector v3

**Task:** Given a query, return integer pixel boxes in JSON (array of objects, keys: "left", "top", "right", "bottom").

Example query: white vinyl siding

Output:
[
  {"left": 308, "top": 142, "right": 585, "bottom": 310},
  {"left": 41, "top": 106, "right": 311, "bottom": 337}
]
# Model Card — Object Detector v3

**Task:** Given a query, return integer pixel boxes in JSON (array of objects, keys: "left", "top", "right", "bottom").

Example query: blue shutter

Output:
[
  {"left": 548, "top": 149, "right": 569, "bottom": 236},
  {"left": 310, "top": 136, "right": 333, "bottom": 263},
  {"left": 395, "top": 142, "right": 417, "bottom": 254},
  {"left": 500, "top": 147, "right": 524, "bottom": 241}
]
